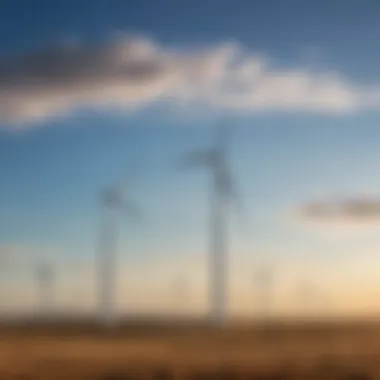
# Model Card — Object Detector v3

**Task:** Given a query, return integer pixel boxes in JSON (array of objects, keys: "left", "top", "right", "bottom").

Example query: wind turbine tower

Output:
[
  {"left": 254, "top": 265, "right": 274, "bottom": 322},
  {"left": 171, "top": 275, "right": 189, "bottom": 318},
  {"left": 180, "top": 122, "right": 241, "bottom": 326},
  {"left": 35, "top": 260, "right": 55, "bottom": 320},
  {"left": 98, "top": 179, "right": 139, "bottom": 328}
]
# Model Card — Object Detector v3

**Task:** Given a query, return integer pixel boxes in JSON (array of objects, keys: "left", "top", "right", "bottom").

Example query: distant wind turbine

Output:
[
  {"left": 295, "top": 279, "right": 321, "bottom": 319},
  {"left": 35, "top": 260, "right": 55, "bottom": 320},
  {"left": 171, "top": 275, "right": 189, "bottom": 318},
  {"left": 98, "top": 177, "right": 140, "bottom": 328},
  {"left": 179, "top": 122, "right": 243, "bottom": 326},
  {"left": 254, "top": 265, "right": 274, "bottom": 322}
]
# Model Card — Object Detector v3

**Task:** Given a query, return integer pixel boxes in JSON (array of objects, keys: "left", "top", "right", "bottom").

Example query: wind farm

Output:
[
  {"left": 3, "top": 1, "right": 380, "bottom": 377},
  {"left": 1, "top": 119, "right": 380, "bottom": 380},
  {"left": 0, "top": 121, "right": 379, "bottom": 379}
]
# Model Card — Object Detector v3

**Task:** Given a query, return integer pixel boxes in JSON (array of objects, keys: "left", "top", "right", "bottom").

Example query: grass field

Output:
[{"left": 0, "top": 320, "right": 378, "bottom": 379}]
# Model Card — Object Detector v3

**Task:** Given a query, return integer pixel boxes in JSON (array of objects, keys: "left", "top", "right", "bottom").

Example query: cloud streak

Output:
[
  {"left": 294, "top": 196, "right": 380, "bottom": 227},
  {"left": 0, "top": 35, "right": 379, "bottom": 127}
]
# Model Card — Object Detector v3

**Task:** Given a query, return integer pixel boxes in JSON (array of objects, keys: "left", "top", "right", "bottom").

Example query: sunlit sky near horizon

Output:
[{"left": 2, "top": 0, "right": 380, "bottom": 317}]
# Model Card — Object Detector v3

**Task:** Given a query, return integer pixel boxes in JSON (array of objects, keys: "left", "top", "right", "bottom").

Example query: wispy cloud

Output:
[
  {"left": 296, "top": 196, "right": 380, "bottom": 221},
  {"left": 0, "top": 35, "right": 378, "bottom": 127},
  {"left": 291, "top": 195, "right": 380, "bottom": 236}
]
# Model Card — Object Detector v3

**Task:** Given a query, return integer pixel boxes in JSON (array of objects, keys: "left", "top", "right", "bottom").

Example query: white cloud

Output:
[{"left": 0, "top": 35, "right": 378, "bottom": 128}]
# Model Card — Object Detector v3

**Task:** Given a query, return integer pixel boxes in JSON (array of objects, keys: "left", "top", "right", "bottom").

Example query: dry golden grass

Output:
[{"left": 0, "top": 320, "right": 378, "bottom": 379}]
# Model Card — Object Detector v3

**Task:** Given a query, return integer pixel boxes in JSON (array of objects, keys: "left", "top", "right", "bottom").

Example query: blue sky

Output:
[
  {"left": 2, "top": 0, "right": 380, "bottom": 316},
  {"left": 2, "top": 0, "right": 380, "bottom": 82}
]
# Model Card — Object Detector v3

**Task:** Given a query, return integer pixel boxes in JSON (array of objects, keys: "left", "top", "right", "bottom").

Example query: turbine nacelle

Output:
[
  {"left": 102, "top": 181, "right": 141, "bottom": 222},
  {"left": 179, "top": 147, "right": 237, "bottom": 210},
  {"left": 103, "top": 186, "right": 124, "bottom": 208},
  {"left": 179, "top": 149, "right": 219, "bottom": 169}
]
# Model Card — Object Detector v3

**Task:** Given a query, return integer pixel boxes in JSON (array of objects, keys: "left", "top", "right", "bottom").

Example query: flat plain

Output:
[{"left": 0, "top": 320, "right": 379, "bottom": 379}]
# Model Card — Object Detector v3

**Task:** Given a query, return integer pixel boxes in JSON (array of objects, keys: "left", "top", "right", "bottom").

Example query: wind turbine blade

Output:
[
  {"left": 215, "top": 118, "right": 248, "bottom": 232},
  {"left": 114, "top": 166, "right": 140, "bottom": 195},
  {"left": 220, "top": 170, "right": 248, "bottom": 231},
  {"left": 102, "top": 186, "right": 123, "bottom": 209},
  {"left": 231, "top": 186, "right": 249, "bottom": 232},
  {"left": 215, "top": 119, "right": 231, "bottom": 154},
  {"left": 177, "top": 150, "right": 215, "bottom": 170},
  {"left": 121, "top": 199, "right": 144, "bottom": 224}
]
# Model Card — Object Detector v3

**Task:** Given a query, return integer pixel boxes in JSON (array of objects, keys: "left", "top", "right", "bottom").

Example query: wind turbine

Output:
[
  {"left": 295, "top": 279, "right": 320, "bottom": 320},
  {"left": 171, "top": 275, "right": 189, "bottom": 319},
  {"left": 35, "top": 260, "right": 55, "bottom": 320},
  {"left": 254, "top": 265, "right": 274, "bottom": 322},
  {"left": 179, "top": 122, "right": 242, "bottom": 326},
  {"left": 97, "top": 177, "right": 140, "bottom": 328}
]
